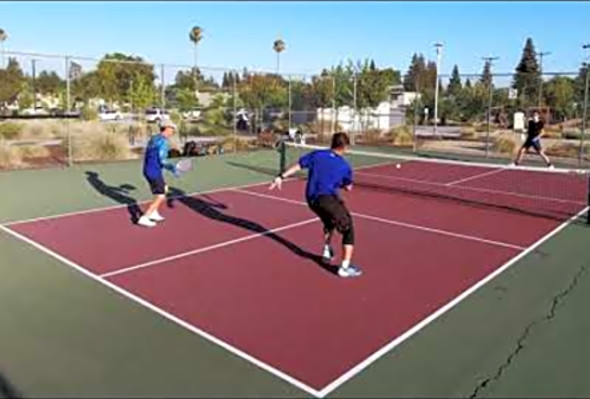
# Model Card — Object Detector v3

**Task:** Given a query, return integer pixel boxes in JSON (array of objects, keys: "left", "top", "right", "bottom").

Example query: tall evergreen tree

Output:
[
  {"left": 512, "top": 37, "right": 542, "bottom": 105},
  {"left": 447, "top": 65, "right": 462, "bottom": 96},
  {"left": 480, "top": 60, "right": 493, "bottom": 88},
  {"left": 403, "top": 53, "right": 426, "bottom": 91}
]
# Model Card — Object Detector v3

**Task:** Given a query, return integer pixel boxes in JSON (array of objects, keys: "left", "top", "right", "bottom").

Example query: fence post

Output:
[
  {"left": 288, "top": 76, "right": 292, "bottom": 132},
  {"left": 580, "top": 66, "right": 589, "bottom": 166},
  {"left": 233, "top": 69, "right": 237, "bottom": 154},
  {"left": 486, "top": 78, "right": 493, "bottom": 158},
  {"left": 65, "top": 55, "right": 73, "bottom": 167},
  {"left": 160, "top": 63, "right": 165, "bottom": 109},
  {"left": 352, "top": 74, "right": 357, "bottom": 146}
]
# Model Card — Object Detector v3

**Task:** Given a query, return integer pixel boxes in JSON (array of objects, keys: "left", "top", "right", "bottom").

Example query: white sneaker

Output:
[
  {"left": 149, "top": 211, "right": 165, "bottom": 222},
  {"left": 338, "top": 264, "right": 363, "bottom": 278},
  {"left": 548, "top": 164, "right": 555, "bottom": 170},
  {"left": 137, "top": 215, "right": 156, "bottom": 227}
]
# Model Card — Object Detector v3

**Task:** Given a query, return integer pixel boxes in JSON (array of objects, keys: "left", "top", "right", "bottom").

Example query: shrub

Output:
[
  {"left": 169, "top": 110, "right": 182, "bottom": 124},
  {"left": 19, "top": 145, "right": 51, "bottom": 159},
  {"left": 72, "top": 131, "right": 134, "bottom": 162},
  {"left": 460, "top": 126, "right": 477, "bottom": 139},
  {"left": 390, "top": 125, "right": 414, "bottom": 147},
  {"left": 493, "top": 132, "right": 519, "bottom": 155},
  {"left": 221, "top": 136, "right": 253, "bottom": 152},
  {"left": 0, "top": 122, "right": 23, "bottom": 140},
  {"left": 361, "top": 129, "right": 383, "bottom": 145},
  {"left": 81, "top": 106, "right": 98, "bottom": 121},
  {"left": 0, "top": 140, "right": 23, "bottom": 168}
]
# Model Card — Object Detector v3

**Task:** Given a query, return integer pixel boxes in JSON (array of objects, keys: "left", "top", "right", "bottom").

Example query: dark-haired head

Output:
[{"left": 331, "top": 132, "right": 350, "bottom": 153}]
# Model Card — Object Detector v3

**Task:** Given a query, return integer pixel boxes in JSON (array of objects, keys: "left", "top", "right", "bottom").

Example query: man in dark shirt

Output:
[
  {"left": 512, "top": 111, "right": 553, "bottom": 168},
  {"left": 270, "top": 133, "right": 362, "bottom": 278}
]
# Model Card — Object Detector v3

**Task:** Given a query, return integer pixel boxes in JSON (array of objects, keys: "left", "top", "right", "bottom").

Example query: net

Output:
[{"left": 279, "top": 142, "right": 590, "bottom": 222}]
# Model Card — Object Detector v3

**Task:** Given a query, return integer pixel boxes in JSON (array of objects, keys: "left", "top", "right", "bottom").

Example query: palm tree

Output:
[
  {"left": 0, "top": 29, "right": 7, "bottom": 68},
  {"left": 273, "top": 38, "right": 286, "bottom": 75},
  {"left": 189, "top": 26, "right": 203, "bottom": 94}
]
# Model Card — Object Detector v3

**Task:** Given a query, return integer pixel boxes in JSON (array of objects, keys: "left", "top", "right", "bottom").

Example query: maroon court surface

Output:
[{"left": 5, "top": 163, "right": 586, "bottom": 392}]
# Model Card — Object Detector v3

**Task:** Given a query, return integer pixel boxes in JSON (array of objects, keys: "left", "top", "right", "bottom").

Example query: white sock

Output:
[
  {"left": 323, "top": 245, "right": 331, "bottom": 258},
  {"left": 341, "top": 259, "right": 350, "bottom": 269}
]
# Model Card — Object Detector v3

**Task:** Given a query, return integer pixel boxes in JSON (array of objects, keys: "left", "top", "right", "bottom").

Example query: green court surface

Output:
[{"left": 1, "top": 149, "right": 590, "bottom": 398}]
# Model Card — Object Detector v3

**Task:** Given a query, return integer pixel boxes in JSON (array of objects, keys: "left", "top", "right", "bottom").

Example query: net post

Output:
[
  {"left": 279, "top": 139, "right": 286, "bottom": 175},
  {"left": 587, "top": 172, "right": 590, "bottom": 225}
]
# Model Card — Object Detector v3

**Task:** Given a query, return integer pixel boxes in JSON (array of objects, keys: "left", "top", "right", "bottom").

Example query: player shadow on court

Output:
[
  {"left": 0, "top": 370, "right": 22, "bottom": 399},
  {"left": 85, "top": 171, "right": 143, "bottom": 224},
  {"left": 166, "top": 187, "right": 339, "bottom": 276}
]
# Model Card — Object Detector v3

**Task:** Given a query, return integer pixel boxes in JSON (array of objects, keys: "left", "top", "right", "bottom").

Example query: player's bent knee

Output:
[{"left": 341, "top": 223, "right": 355, "bottom": 246}]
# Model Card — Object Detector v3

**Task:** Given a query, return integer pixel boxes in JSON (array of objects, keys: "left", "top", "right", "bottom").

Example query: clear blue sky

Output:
[{"left": 1, "top": 1, "right": 590, "bottom": 77}]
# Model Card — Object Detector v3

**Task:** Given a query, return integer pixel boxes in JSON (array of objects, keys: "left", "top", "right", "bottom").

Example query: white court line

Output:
[
  {"left": 0, "top": 224, "right": 323, "bottom": 398},
  {"left": 445, "top": 168, "right": 505, "bottom": 186},
  {"left": 355, "top": 171, "right": 585, "bottom": 205},
  {"left": 2, "top": 178, "right": 293, "bottom": 227},
  {"left": 100, "top": 217, "right": 319, "bottom": 278},
  {"left": 231, "top": 189, "right": 526, "bottom": 251},
  {"left": 316, "top": 205, "right": 589, "bottom": 397}
]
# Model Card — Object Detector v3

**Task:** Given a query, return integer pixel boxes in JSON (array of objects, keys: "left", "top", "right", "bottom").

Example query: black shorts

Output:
[
  {"left": 146, "top": 175, "right": 167, "bottom": 195},
  {"left": 523, "top": 136, "right": 542, "bottom": 152},
  {"left": 308, "top": 195, "right": 353, "bottom": 235}
]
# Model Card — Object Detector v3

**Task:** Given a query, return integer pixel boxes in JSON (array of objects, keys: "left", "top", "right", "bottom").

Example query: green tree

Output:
[
  {"left": 128, "top": 74, "right": 156, "bottom": 113},
  {"left": 0, "top": 28, "right": 7, "bottom": 68},
  {"left": 513, "top": 37, "right": 541, "bottom": 106},
  {"left": 36, "top": 70, "right": 64, "bottom": 95},
  {"left": 403, "top": 53, "right": 428, "bottom": 92},
  {"left": 480, "top": 60, "right": 493, "bottom": 88},
  {"left": 96, "top": 53, "right": 156, "bottom": 106},
  {"left": 18, "top": 87, "right": 34, "bottom": 110},
  {"left": 306, "top": 70, "right": 333, "bottom": 109},
  {"left": 71, "top": 70, "right": 101, "bottom": 105},
  {"left": 544, "top": 76, "right": 576, "bottom": 121},
  {"left": 0, "top": 57, "right": 25, "bottom": 107},
  {"left": 447, "top": 65, "right": 462, "bottom": 96}
]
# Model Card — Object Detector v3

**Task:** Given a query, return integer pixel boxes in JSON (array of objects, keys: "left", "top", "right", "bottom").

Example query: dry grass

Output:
[
  {"left": 0, "top": 141, "right": 24, "bottom": 168},
  {"left": 0, "top": 122, "right": 23, "bottom": 140},
  {"left": 20, "top": 120, "right": 61, "bottom": 140},
  {"left": 19, "top": 145, "right": 51, "bottom": 159},
  {"left": 221, "top": 136, "right": 254, "bottom": 152},
  {"left": 493, "top": 132, "right": 520, "bottom": 155},
  {"left": 460, "top": 126, "right": 477, "bottom": 140},
  {"left": 545, "top": 143, "right": 581, "bottom": 159},
  {"left": 72, "top": 131, "right": 135, "bottom": 162},
  {"left": 390, "top": 125, "right": 414, "bottom": 147}
]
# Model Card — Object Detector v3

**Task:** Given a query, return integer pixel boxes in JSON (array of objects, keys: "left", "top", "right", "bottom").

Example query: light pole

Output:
[
  {"left": 482, "top": 56, "right": 499, "bottom": 158},
  {"left": 580, "top": 44, "right": 590, "bottom": 165},
  {"left": 538, "top": 50, "right": 551, "bottom": 107},
  {"left": 31, "top": 58, "right": 37, "bottom": 110},
  {"left": 433, "top": 42, "right": 443, "bottom": 138}
]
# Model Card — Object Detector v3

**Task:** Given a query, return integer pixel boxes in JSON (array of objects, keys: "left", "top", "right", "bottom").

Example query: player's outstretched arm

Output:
[{"left": 269, "top": 163, "right": 302, "bottom": 190}]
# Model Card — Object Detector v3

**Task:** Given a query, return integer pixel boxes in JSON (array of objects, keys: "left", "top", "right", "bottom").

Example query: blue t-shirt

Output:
[
  {"left": 143, "top": 134, "right": 175, "bottom": 179},
  {"left": 298, "top": 149, "right": 353, "bottom": 202}
]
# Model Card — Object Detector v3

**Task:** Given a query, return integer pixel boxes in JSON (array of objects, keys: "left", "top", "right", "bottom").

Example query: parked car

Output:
[
  {"left": 145, "top": 108, "right": 169, "bottom": 123},
  {"left": 98, "top": 109, "right": 123, "bottom": 122},
  {"left": 182, "top": 108, "right": 202, "bottom": 122}
]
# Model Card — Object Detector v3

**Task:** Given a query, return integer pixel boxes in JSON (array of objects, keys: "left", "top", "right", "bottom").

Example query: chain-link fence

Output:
[{"left": 1, "top": 49, "right": 588, "bottom": 171}]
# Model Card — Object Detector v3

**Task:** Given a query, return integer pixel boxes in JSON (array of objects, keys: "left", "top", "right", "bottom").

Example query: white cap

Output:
[{"left": 160, "top": 119, "right": 177, "bottom": 130}]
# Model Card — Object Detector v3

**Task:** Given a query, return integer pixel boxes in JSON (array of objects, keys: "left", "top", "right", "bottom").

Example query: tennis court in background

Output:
[{"left": 1, "top": 145, "right": 588, "bottom": 397}]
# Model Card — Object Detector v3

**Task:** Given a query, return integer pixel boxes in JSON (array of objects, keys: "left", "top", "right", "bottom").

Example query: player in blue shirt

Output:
[
  {"left": 270, "top": 133, "right": 362, "bottom": 278},
  {"left": 138, "top": 120, "right": 178, "bottom": 227}
]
